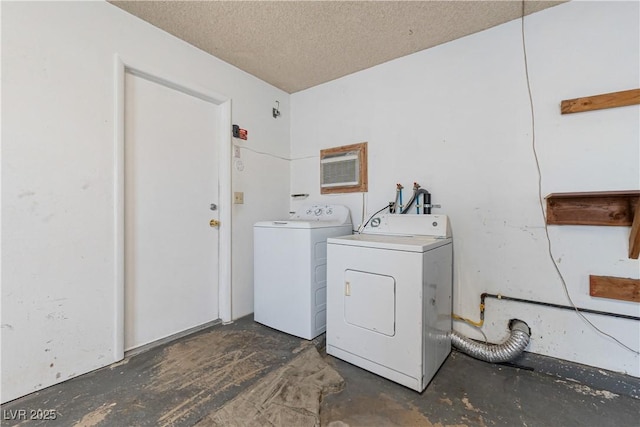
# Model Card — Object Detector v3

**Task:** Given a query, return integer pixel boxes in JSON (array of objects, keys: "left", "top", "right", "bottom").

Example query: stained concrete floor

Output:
[
  {"left": 2, "top": 315, "right": 639, "bottom": 427},
  {"left": 321, "top": 351, "right": 640, "bottom": 427}
]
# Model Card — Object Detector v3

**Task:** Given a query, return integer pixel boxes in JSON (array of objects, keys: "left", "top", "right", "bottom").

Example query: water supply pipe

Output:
[
  {"left": 401, "top": 183, "right": 433, "bottom": 214},
  {"left": 450, "top": 319, "right": 531, "bottom": 363},
  {"left": 392, "top": 183, "right": 403, "bottom": 214}
]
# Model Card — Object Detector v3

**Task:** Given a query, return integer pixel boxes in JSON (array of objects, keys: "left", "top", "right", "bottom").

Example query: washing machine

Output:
[
  {"left": 254, "top": 205, "right": 352, "bottom": 340},
  {"left": 326, "top": 214, "right": 452, "bottom": 392}
]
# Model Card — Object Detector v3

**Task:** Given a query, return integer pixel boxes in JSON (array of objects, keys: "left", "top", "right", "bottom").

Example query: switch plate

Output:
[
  {"left": 233, "top": 146, "right": 241, "bottom": 158},
  {"left": 234, "top": 192, "right": 244, "bottom": 204}
]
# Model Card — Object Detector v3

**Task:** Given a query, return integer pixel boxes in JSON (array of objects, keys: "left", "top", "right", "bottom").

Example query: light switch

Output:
[{"left": 234, "top": 192, "right": 244, "bottom": 204}]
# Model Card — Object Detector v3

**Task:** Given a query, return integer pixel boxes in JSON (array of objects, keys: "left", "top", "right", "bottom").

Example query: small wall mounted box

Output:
[{"left": 232, "top": 124, "right": 248, "bottom": 140}]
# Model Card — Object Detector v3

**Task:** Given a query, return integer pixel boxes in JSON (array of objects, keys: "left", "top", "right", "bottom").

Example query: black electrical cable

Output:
[
  {"left": 498, "top": 362, "right": 535, "bottom": 371},
  {"left": 358, "top": 204, "right": 392, "bottom": 233}
]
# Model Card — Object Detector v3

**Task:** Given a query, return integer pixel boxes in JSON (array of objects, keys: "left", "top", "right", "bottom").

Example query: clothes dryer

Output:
[{"left": 326, "top": 214, "right": 452, "bottom": 391}]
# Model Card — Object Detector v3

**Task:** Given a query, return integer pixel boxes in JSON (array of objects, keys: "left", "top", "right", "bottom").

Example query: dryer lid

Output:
[{"left": 327, "top": 233, "right": 451, "bottom": 252}]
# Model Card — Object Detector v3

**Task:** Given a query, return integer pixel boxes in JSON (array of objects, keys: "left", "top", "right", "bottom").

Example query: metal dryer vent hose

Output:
[{"left": 450, "top": 319, "right": 531, "bottom": 363}]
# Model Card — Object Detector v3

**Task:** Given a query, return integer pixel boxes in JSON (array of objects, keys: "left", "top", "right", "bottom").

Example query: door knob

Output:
[{"left": 210, "top": 219, "right": 220, "bottom": 227}]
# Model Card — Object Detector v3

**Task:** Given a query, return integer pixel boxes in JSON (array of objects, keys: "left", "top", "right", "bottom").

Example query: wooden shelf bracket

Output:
[
  {"left": 629, "top": 199, "right": 640, "bottom": 259},
  {"left": 590, "top": 275, "right": 640, "bottom": 303},
  {"left": 560, "top": 88, "right": 640, "bottom": 114},
  {"left": 545, "top": 191, "right": 640, "bottom": 259}
]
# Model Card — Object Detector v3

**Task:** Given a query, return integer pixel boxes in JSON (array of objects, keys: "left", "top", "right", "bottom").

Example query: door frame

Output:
[{"left": 113, "top": 55, "right": 232, "bottom": 361}]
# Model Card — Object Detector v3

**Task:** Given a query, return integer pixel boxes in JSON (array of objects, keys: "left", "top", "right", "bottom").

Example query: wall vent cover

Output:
[
  {"left": 319, "top": 142, "right": 368, "bottom": 194},
  {"left": 321, "top": 153, "right": 359, "bottom": 187}
]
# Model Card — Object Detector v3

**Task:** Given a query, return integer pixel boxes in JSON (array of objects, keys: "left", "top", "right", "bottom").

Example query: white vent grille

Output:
[{"left": 321, "top": 153, "right": 359, "bottom": 187}]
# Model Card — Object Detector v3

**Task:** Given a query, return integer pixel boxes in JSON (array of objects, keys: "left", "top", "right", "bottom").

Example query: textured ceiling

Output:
[{"left": 110, "top": 0, "right": 565, "bottom": 93}]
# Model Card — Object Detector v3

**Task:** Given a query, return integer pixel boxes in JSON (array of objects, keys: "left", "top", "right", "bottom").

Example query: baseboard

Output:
[{"left": 125, "top": 319, "right": 222, "bottom": 358}]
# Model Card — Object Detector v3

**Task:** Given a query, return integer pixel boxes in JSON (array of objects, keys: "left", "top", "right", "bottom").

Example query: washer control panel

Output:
[{"left": 291, "top": 204, "right": 351, "bottom": 224}]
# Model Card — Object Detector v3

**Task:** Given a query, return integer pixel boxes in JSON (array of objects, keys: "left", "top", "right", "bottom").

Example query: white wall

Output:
[
  {"left": 1, "top": 1, "right": 290, "bottom": 402},
  {"left": 291, "top": 1, "right": 640, "bottom": 376}
]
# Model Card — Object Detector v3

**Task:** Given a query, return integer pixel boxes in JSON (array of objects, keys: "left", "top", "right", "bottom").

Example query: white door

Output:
[{"left": 124, "top": 72, "right": 219, "bottom": 351}]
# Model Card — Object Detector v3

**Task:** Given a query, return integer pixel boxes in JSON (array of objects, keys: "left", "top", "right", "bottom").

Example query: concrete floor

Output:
[
  {"left": 2, "top": 316, "right": 639, "bottom": 426},
  {"left": 321, "top": 351, "right": 640, "bottom": 426}
]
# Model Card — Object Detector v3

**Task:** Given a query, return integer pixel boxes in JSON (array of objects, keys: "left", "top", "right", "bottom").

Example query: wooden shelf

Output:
[
  {"left": 546, "top": 191, "right": 640, "bottom": 226},
  {"left": 590, "top": 275, "right": 640, "bottom": 303},
  {"left": 561, "top": 88, "right": 640, "bottom": 114},
  {"left": 545, "top": 191, "right": 640, "bottom": 259}
]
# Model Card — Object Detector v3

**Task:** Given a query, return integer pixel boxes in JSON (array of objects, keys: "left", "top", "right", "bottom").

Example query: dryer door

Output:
[{"left": 344, "top": 270, "right": 396, "bottom": 336}]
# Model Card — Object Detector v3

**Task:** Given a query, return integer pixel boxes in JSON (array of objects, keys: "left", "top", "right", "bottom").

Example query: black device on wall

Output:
[{"left": 232, "top": 124, "right": 247, "bottom": 140}]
